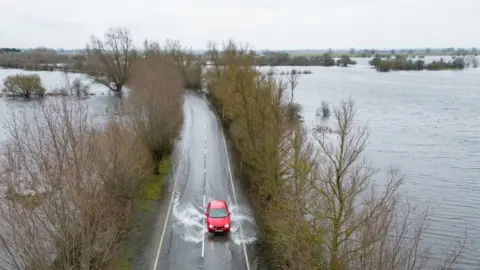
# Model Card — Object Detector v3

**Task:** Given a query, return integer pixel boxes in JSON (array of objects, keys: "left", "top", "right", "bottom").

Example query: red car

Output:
[{"left": 205, "top": 199, "right": 231, "bottom": 234}]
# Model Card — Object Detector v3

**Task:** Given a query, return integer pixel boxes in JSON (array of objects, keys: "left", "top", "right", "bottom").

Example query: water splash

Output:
[
  {"left": 228, "top": 202, "right": 258, "bottom": 245},
  {"left": 171, "top": 194, "right": 258, "bottom": 245},
  {"left": 172, "top": 193, "right": 205, "bottom": 243}
]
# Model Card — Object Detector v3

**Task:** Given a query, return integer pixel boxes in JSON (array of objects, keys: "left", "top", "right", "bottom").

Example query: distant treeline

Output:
[
  {"left": 2, "top": 46, "right": 478, "bottom": 73},
  {"left": 0, "top": 62, "right": 81, "bottom": 73},
  {"left": 0, "top": 49, "right": 358, "bottom": 72},
  {"left": 289, "top": 47, "right": 479, "bottom": 58},
  {"left": 0, "top": 48, "right": 84, "bottom": 72},
  {"left": 266, "top": 68, "right": 313, "bottom": 76},
  {"left": 0, "top": 48, "right": 22, "bottom": 53},
  {"left": 255, "top": 52, "right": 357, "bottom": 67},
  {"left": 368, "top": 54, "right": 478, "bottom": 72}
]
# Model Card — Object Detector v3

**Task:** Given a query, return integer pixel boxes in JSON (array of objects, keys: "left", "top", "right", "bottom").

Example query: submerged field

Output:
[{"left": 1, "top": 61, "right": 480, "bottom": 268}]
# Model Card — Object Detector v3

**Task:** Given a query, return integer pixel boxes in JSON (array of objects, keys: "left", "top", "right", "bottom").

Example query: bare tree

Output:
[
  {"left": 287, "top": 70, "right": 300, "bottom": 97},
  {"left": 0, "top": 97, "right": 149, "bottom": 269},
  {"left": 68, "top": 78, "right": 90, "bottom": 98},
  {"left": 59, "top": 72, "right": 90, "bottom": 98},
  {"left": 126, "top": 56, "right": 184, "bottom": 175},
  {"left": 320, "top": 101, "right": 330, "bottom": 118},
  {"left": 163, "top": 39, "right": 185, "bottom": 68},
  {"left": 86, "top": 27, "right": 138, "bottom": 96},
  {"left": 142, "top": 38, "right": 203, "bottom": 90},
  {"left": 311, "top": 99, "right": 465, "bottom": 270},
  {"left": 164, "top": 39, "right": 203, "bottom": 90},
  {"left": 143, "top": 39, "right": 162, "bottom": 59}
]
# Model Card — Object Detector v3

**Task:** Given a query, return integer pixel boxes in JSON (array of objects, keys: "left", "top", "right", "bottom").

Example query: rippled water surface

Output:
[
  {"left": 273, "top": 59, "right": 480, "bottom": 268},
  {"left": 1, "top": 61, "right": 480, "bottom": 268}
]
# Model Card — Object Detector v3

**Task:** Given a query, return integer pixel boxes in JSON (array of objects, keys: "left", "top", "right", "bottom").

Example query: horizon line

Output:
[{"left": 1, "top": 47, "right": 477, "bottom": 53}]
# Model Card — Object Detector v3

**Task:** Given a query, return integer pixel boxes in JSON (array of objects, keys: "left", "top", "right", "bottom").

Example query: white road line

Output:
[
  {"left": 202, "top": 194, "right": 206, "bottom": 258},
  {"left": 194, "top": 95, "right": 251, "bottom": 269},
  {"left": 219, "top": 114, "right": 251, "bottom": 270},
  {"left": 152, "top": 122, "right": 188, "bottom": 270},
  {"left": 201, "top": 107, "right": 207, "bottom": 259},
  {"left": 204, "top": 120, "right": 207, "bottom": 143},
  {"left": 194, "top": 96, "right": 251, "bottom": 267}
]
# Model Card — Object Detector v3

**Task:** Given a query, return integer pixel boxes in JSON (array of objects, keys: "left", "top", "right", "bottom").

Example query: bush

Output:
[
  {"left": 2, "top": 74, "right": 46, "bottom": 98},
  {"left": 69, "top": 78, "right": 90, "bottom": 97},
  {"left": 320, "top": 101, "right": 330, "bottom": 118}
]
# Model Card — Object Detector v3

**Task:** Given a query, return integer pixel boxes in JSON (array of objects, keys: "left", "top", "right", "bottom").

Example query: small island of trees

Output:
[
  {"left": 254, "top": 52, "right": 357, "bottom": 67},
  {"left": 368, "top": 54, "right": 478, "bottom": 72}
]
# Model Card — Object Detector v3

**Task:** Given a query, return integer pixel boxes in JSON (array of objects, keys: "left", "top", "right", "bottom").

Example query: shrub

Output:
[{"left": 2, "top": 74, "right": 46, "bottom": 98}]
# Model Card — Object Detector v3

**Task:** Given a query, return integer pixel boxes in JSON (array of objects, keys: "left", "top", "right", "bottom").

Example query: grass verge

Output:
[
  {"left": 140, "top": 159, "right": 170, "bottom": 210},
  {"left": 110, "top": 157, "right": 170, "bottom": 270}
]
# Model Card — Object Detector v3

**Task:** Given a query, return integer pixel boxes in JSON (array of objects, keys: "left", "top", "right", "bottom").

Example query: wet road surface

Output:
[{"left": 141, "top": 92, "right": 258, "bottom": 270}]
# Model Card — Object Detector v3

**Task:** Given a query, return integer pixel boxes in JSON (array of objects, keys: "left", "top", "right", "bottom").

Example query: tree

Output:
[
  {"left": 126, "top": 56, "right": 184, "bottom": 174},
  {"left": 163, "top": 39, "right": 203, "bottom": 90},
  {"left": 311, "top": 99, "right": 465, "bottom": 269},
  {"left": 0, "top": 97, "right": 149, "bottom": 269},
  {"left": 68, "top": 78, "right": 90, "bottom": 98},
  {"left": 143, "top": 39, "right": 162, "bottom": 58},
  {"left": 142, "top": 39, "right": 203, "bottom": 90},
  {"left": 86, "top": 28, "right": 138, "bottom": 96},
  {"left": 349, "top": 48, "right": 355, "bottom": 56},
  {"left": 58, "top": 73, "right": 90, "bottom": 98},
  {"left": 2, "top": 74, "right": 46, "bottom": 98},
  {"left": 205, "top": 41, "right": 315, "bottom": 268},
  {"left": 205, "top": 42, "right": 466, "bottom": 270}
]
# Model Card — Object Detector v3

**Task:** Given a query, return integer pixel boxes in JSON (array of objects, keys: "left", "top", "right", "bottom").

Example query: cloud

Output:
[{"left": 0, "top": 0, "right": 479, "bottom": 49}]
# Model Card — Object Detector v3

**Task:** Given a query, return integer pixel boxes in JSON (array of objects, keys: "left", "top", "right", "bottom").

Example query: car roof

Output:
[{"left": 209, "top": 199, "right": 227, "bottom": 208}]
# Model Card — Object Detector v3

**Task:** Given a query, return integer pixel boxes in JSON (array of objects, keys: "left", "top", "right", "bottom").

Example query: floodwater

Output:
[
  {"left": 0, "top": 69, "right": 119, "bottom": 269},
  {"left": 0, "top": 69, "right": 120, "bottom": 147},
  {"left": 271, "top": 57, "right": 480, "bottom": 268},
  {"left": 1, "top": 58, "right": 480, "bottom": 268}
]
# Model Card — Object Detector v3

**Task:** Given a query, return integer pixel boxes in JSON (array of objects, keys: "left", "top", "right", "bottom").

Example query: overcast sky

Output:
[{"left": 1, "top": 0, "right": 479, "bottom": 50}]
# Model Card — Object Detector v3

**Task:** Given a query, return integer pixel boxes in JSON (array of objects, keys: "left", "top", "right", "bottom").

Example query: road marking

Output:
[
  {"left": 218, "top": 111, "right": 251, "bottom": 270},
  {"left": 202, "top": 194, "right": 206, "bottom": 258},
  {"left": 195, "top": 95, "right": 251, "bottom": 269},
  {"left": 152, "top": 115, "right": 188, "bottom": 270},
  {"left": 201, "top": 106, "right": 207, "bottom": 259},
  {"left": 193, "top": 95, "right": 251, "bottom": 267}
]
